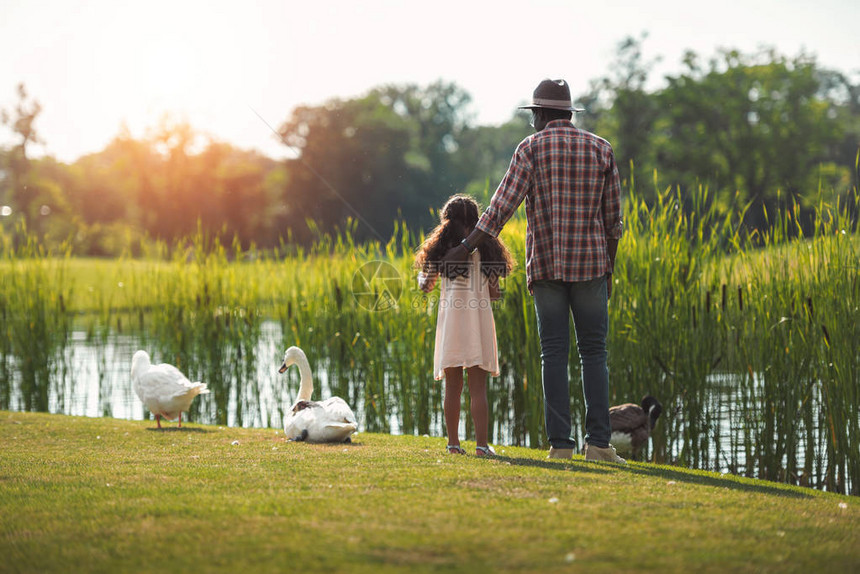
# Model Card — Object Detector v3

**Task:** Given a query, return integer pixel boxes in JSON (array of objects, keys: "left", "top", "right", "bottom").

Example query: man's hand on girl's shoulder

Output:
[{"left": 440, "top": 243, "right": 469, "bottom": 266}]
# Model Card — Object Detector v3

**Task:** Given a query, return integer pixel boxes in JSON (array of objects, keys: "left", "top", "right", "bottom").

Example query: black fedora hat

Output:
[{"left": 518, "top": 79, "right": 584, "bottom": 112}]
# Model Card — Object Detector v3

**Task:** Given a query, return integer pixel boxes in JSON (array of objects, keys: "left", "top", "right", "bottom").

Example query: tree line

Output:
[{"left": 2, "top": 38, "right": 858, "bottom": 255}]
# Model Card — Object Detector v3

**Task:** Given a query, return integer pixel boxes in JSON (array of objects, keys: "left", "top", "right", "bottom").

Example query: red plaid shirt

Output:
[{"left": 476, "top": 120, "right": 623, "bottom": 291}]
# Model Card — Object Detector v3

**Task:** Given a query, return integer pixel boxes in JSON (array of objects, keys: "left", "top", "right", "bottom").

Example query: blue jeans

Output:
[{"left": 532, "top": 277, "right": 611, "bottom": 449}]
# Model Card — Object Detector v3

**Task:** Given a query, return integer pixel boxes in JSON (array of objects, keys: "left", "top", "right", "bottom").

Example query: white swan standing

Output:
[
  {"left": 278, "top": 346, "right": 358, "bottom": 443},
  {"left": 131, "top": 350, "right": 209, "bottom": 429}
]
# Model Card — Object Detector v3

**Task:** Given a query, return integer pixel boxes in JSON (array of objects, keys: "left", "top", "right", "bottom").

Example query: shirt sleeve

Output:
[
  {"left": 601, "top": 147, "right": 624, "bottom": 240},
  {"left": 475, "top": 139, "right": 533, "bottom": 238}
]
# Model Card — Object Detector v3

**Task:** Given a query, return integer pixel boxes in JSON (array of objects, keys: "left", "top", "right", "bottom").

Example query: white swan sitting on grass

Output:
[
  {"left": 131, "top": 350, "right": 209, "bottom": 429},
  {"left": 278, "top": 346, "right": 358, "bottom": 443}
]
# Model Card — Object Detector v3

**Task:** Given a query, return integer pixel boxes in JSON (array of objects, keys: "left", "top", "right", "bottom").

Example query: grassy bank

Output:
[{"left": 1, "top": 411, "right": 858, "bottom": 573}]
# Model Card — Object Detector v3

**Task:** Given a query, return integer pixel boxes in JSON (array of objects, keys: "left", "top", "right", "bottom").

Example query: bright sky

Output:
[{"left": 1, "top": 0, "right": 858, "bottom": 163}]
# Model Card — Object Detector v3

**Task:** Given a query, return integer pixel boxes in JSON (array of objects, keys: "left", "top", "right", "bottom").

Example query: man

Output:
[{"left": 442, "top": 78, "right": 625, "bottom": 463}]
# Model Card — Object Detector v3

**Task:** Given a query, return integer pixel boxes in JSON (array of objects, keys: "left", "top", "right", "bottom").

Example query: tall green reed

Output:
[
  {"left": 129, "top": 226, "right": 263, "bottom": 426},
  {"left": 0, "top": 223, "right": 73, "bottom": 412},
  {"left": 269, "top": 219, "right": 442, "bottom": 435},
  {"left": 609, "top": 182, "right": 746, "bottom": 468},
  {"left": 726, "top": 191, "right": 859, "bottom": 493},
  {"left": 609, "top": 181, "right": 858, "bottom": 493}
]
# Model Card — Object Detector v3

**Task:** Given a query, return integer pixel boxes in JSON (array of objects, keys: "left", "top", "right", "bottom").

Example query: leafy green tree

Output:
[
  {"left": 277, "top": 95, "right": 412, "bottom": 242},
  {"left": 374, "top": 81, "right": 473, "bottom": 195},
  {"left": 204, "top": 145, "right": 276, "bottom": 248},
  {"left": 456, "top": 113, "right": 532, "bottom": 206},
  {"left": 71, "top": 147, "right": 135, "bottom": 226},
  {"left": 48, "top": 123, "right": 284, "bottom": 253},
  {"left": 576, "top": 42, "right": 858, "bottom": 231},
  {"left": 603, "top": 35, "right": 660, "bottom": 188},
  {"left": 815, "top": 68, "right": 860, "bottom": 194},
  {"left": 1, "top": 83, "right": 44, "bottom": 229},
  {"left": 5, "top": 70, "right": 854, "bottom": 254},
  {"left": 573, "top": 34, "right": 661, "bottom": 192},
  {"left": 655, "top": 48, "right": 848, "bottom": 226},
  {"left": 277, "top": 83, "right": 475, "bottom": 243}
]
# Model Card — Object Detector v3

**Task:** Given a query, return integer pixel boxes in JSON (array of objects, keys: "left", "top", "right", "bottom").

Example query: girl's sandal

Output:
[
  {"left": 476, "top": 445, "right": 496, "bottom": 457},
  {"left": 446, "top": 444, "right": 466, "bottom": 455}
]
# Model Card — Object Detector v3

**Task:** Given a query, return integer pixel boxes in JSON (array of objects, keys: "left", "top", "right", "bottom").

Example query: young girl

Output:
[{"left": 415, "top": 194, "right": 515, "bottom": 456}]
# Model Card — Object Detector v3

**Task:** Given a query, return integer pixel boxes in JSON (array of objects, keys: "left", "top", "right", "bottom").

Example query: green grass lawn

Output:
[{"left": 1, "top": 411, "right": 858, "bottom": 574}]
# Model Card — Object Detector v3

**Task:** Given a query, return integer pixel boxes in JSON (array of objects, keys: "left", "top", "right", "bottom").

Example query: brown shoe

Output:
[
  {"left": 584, "top": 443, "right": 627, "bottom": 464},
  {"left": 548, "top": 447, "right": 573, "bottom": 459}
]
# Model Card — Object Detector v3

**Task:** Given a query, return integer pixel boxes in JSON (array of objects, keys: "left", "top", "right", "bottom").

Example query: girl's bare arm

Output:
[
  {"left": 418, "top": 271, "right": 438, "bottom": 293},
  {"left": 488, "top": 274, "right": 501, "bottom": 301}
]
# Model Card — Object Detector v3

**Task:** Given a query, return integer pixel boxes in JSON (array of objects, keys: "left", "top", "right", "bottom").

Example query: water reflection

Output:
[{"left": 4, "top": 321, "right": 408, "bottom": 433}]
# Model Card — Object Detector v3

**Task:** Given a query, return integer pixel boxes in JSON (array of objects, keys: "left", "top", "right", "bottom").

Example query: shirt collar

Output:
[{"left": 543, "top": 119, "right": 574, "bottom": 130}]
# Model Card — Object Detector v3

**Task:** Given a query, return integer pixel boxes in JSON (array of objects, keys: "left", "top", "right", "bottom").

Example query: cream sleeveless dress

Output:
[{"left": 433, "top": 251, "right": 500, "bottom": 380}]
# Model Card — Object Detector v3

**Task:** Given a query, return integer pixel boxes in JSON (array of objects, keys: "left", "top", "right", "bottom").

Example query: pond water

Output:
[{"left": 4, "top": 321, "right": 412, "bottom": 433}]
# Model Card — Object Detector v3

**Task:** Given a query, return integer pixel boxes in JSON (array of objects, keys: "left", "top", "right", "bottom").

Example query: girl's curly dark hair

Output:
[{"left": 414, "top": 194, "right": 515, "bottom": 280}]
